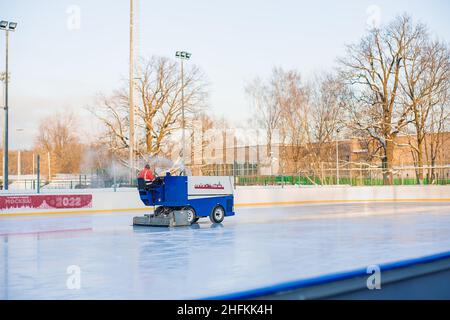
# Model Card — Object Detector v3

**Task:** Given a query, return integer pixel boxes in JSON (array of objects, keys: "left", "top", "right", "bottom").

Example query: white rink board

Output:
[{"left": 0, "top": 185, "right": 449, "bottom": 215}]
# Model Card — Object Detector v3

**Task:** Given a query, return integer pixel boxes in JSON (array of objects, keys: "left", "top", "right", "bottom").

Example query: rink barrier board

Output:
[
  {"left": 1, "top": 198, "right": 450, "bottom": 217},
  {"left": 204, "top": 250, "right": 450, "bottom": 300}
]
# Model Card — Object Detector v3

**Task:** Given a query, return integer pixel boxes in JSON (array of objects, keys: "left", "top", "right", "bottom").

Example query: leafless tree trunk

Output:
[
  {"left": 273, "top": 69, "right": 310, "bottom": 176},
  {"left": 339, "top": 14, "right": 421, "bottom": 184},
  {"left": 91, "top": 55, "right": 207, "bottom": 165},
  {"left": 402, "top": 35, "right": 450, "bottom": 184},
  {"left": 34, "top": 112, "right": 83, "bottom": 175},
  {"left": 247, "top": 68, "right": 346, "bottom": 183},
  {"left": 189, "top": 112, "right": 214, "bottom": 174},
  {"left": 308, "top": 74, "right": 347, "bottom": 183},
  {"left": 426, "top": 98, "right": 450, "bottom": 183},
  {"left": 245, "top": 70, "right": 282, "bottom": 156}
]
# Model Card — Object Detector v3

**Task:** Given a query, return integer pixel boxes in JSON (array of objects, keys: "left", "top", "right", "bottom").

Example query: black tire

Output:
[
  {"left": 154, "top": 206, "right": 165, "bottom": 216},
  {"left": 183, "top": 206, "right": 197, "bottom": 225},
  {"left": 209, "top": 205, "right": 225, "bottom": 224}
]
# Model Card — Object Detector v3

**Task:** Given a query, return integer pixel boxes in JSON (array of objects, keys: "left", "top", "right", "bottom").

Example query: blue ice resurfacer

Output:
[{"left": 133, "top": 173, "right": 235, "bottom": 227}]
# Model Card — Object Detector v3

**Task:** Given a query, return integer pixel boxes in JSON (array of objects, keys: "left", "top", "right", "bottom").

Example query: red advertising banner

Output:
[{"left": 0, "top": 194, "right": 93, "bottom": 211}]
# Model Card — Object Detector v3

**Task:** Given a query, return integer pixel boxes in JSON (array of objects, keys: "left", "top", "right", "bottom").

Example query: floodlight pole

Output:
[
  {"left": 181, "top": 57, "right": 185, "bottom": 174},
  {"left": 129, "top": 0, "right": 135, "bottom": 185},
  {"left": 1, "top": 21, "right": 17, "bottom": 191},
  {"left": 3, "top": 28, "right": 9, "bottom": 190},
  {"left": 175, "top": 51, "right": 191, "bottom": 176}
]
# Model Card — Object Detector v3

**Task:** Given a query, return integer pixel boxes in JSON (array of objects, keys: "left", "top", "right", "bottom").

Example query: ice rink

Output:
[{"left": 1, "top": 202, "right": 450, "bottom": 299}]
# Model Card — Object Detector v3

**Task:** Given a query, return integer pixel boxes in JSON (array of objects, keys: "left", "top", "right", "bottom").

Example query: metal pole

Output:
[
  {"left": 47, "top": 151, "right": 51, "bottom": 181},
  {"left": 349, "top": 161, "right": 352, "bottom": 186},
  {"left": 336, "top": 138, "right": 339, "bottom": 185},
  {"left": 17, "top": 150, "right": 20, "bottom": 178},
  {"left": 3, "top": 30, "right": 9, "bottom": 190},
  {"left": 360, "top": 163, "right": 363, "bottom": 186},
  {"left": 129, "top": 0, "right": 135, "bottom": 185},
  {"left": 113, "top": 161, "right": 117, "bottom": 192},
  {"left": 36, "top": 155, "right": 40, "bottom": 194},
  {"left": 233, "top": 161, "right": 236, "bottom": 190},
  {"left": 181, "top": 58, "right": 185, "bottom": 175},
  {"left": 401, "top": 159, "right": 403, "bottom": 185}
]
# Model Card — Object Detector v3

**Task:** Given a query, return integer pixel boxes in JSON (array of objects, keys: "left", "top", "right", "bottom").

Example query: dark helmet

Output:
[{"left": 145, "top": 164, "right": 150, "bottom": 169}]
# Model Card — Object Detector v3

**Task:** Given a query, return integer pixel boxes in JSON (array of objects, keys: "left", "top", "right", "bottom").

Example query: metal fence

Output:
[
  {"left": 4, "top": 164, "right": 449, "bottom": 191},
  {"left": 202, "top": 164, "right": 450, "bottom": 186},
  {"left": 5, "top": 174, "right": 132, "bottom": 191}
]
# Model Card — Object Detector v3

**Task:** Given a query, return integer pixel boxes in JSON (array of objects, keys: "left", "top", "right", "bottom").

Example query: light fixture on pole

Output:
[
  {"left": 175, "top": 51, "right": 191, "bottom": 175},
  {"left": 0, "top": 20, "right": 18, "bottom": 191},
  {"left": 128, "top": 0, "right": 135, "bottom": 185}
]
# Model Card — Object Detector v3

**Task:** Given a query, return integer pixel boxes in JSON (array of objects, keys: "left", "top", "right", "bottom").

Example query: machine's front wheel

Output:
[
  {"left": 154, "top": 206, "right": 168, "bottom": 216},
  {"left": 183, "top": 207, "right": 197, "bottom": 225},
  {"left": 209, "top": 205, "right": 225, "bottom": 224}
]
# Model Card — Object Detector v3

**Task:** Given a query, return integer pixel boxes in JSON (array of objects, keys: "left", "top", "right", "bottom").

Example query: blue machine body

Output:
[{"left": 138, "top": 174, "right": 235, "bottom": 218}]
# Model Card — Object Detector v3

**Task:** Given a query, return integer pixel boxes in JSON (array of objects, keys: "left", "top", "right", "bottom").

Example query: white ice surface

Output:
[{"left": 1, "top": 202, "right": 450, "bottom": 299}]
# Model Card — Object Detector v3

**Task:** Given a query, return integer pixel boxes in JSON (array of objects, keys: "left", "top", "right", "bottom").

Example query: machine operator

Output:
[{"left": 138, "top": 164, "right": 155, "bottom": 183}]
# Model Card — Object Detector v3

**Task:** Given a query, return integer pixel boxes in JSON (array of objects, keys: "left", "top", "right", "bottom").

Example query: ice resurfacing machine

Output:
[{"left": 133, "top": 174, "right": 235, "bottom": 227}]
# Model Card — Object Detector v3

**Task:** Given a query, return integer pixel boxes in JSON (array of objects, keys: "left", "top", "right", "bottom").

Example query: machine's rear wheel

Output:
[
  {"left": 209, "top": 205, "right": 225, "bottom": 224},
  {"left": 183, "top": 207, "right": 197, "bottom": 225}
]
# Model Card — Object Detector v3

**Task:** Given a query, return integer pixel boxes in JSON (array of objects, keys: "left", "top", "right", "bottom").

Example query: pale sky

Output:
[{"left": 1, "top": 0, "right": 450, "bottom": 149}]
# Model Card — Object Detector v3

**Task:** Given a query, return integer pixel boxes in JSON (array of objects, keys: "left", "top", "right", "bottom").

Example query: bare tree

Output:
[
  {"left": 92, "top": 90, "right": 129, "bottom": 161},
  {"left": 402, "top": 37, "right": 450, "bottom": 183},
  {"left": 186, "top": 112, "right": 215, "bottom": 174},
  {"left": 197, "top": 113, "right": 215, "bottom": 166},
  {"left": 92, "top": 55, "right": 208, "bottom": 165},
  {"left": 272, "top": 69, "right": 349, "bottom": 183},
  {"left": 426, "top": 93, "right": 450, "bottom": 182},
  {"left": 34, "top": 112, "right": 83, "bottom": 175},
  {"left": 339, "top": 14, "right": 422, "bottom": 184},
  {"left": 270, "top": 69, "right": 309, "bottom": 175},
  {"left": 308, "top": 74, "right": 347, "bottom": 179},
  {"left": 245, "top": 71, "right": 282, "bottom": 155},
  {"left": 246, "top": 68, "right": 348, "bottom": 183}
]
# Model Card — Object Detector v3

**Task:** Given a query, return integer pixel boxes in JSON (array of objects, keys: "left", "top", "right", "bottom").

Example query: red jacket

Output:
[{"left": 138, "top": 168, "right": 155, "bottom": 181}]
